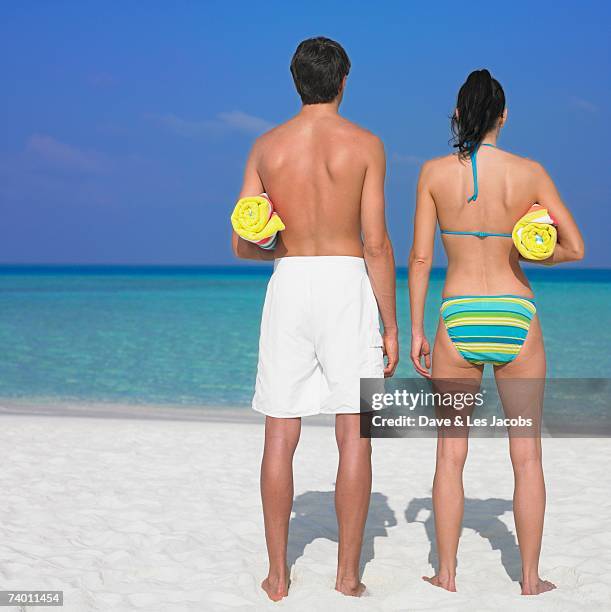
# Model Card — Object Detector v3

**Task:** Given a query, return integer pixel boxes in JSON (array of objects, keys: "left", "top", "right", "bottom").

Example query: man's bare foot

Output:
[
  {"left": 521, "top": 578, "right": 556, "bottom": 595},
  {"left": 261, "top": 573, "right": 289, "bottom": 602},
  {"left": 422, "top": 574, "right": 457, "bottom": 592},
  {"left": 335, "top": 578, "right": 367, "bottom": 597}
]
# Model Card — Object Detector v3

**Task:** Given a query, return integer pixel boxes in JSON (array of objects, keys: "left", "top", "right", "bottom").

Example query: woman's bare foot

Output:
[
  {"left": 422, "top": 574, "right": 457, "bottom": 592},
  {"left": 521, "top": 578, "right": 556, "bottom": 595},
  {"left": 335, "top": 577, "right": 367, "bottom": 597},
  {"left": 261, "top": 572, "right": 289, "bottom": 602}
]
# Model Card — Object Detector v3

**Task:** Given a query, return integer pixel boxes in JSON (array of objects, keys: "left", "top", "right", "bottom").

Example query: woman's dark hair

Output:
[
  {"left": 290, "top": 37, "right": 351, "bottom": 105},
  {"left": 451, "top": 69, "right": 505, "bottom": 159}
]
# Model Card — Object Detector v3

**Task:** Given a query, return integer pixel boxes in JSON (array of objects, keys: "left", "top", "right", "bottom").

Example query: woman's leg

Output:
[
  {"left": 424, "top": 318, "right": 483, "bottom": 591},
  {"left": 494, "top": 315, "right": 555, "bottom": 595}
]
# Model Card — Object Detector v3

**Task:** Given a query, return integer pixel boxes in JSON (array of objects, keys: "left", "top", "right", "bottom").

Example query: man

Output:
[{"left": 232, "top": 37, "right": 398, "bottom": 601}]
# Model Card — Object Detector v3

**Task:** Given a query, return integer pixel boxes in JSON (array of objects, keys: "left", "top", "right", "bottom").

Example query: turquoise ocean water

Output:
[{"left": 0, "top": 266, "right": 609, "bottom": 409}]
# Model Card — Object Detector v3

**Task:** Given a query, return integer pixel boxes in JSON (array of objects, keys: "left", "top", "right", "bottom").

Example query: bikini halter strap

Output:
[{"left": 468, "top": 143, "right": 497, "bottom": 203}]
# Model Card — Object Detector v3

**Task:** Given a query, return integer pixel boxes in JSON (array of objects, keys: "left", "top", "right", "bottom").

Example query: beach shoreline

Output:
[
  {"left": 0, "top": 399, "right": 337, "bottom": 427},
  {"left": 1, "top": 409, "right": 610, "bottom": 611}
]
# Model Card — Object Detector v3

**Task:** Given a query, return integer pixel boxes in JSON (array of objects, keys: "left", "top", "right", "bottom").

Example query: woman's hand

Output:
[{"left": 410, "top": 332, "right": 431, "bottom": 378}]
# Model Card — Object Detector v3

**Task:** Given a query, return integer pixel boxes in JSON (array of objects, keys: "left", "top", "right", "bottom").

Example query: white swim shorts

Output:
[{"left": 252, "top": 256, "right": 384, "bottom": 418}]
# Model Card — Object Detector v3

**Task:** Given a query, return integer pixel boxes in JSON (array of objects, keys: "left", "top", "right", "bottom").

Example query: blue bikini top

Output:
[{"left": 440, "top": 143, "right": 512, "bottom": 239}]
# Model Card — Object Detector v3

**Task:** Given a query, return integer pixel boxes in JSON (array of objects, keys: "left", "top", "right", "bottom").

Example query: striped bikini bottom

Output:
[{"left": 440, "top": 295, "right": 536, "bottom": 366}]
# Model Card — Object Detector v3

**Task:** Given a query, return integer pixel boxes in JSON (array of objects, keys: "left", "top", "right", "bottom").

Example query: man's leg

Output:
[
  {"left": 334, "top": 413, "right": 371, "bottom": 597},
  {"left": 260, "top": 415, "right": 301, "bottom": 601}
]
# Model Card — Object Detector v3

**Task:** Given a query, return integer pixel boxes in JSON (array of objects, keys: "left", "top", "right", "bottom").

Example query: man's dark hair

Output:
[{"left": 290, "top": 37, "right": 351, "bottom": 105}]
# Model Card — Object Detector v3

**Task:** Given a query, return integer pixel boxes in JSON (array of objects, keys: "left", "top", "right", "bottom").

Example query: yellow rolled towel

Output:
[
  {"left": 512, "top": 203, "right": 557, "bottom": 260},
  {"left": 231, "top": 193, "right": 285, "bottom": 250}
]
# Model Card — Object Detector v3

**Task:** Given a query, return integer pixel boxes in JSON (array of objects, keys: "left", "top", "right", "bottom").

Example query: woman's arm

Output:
[
  {"left": 525, "top": 162, "right": 585, "bottom": 265},
  {"left": 231, "top": 141, "right": 276, "bottom": 261},
  {"left": 408, "top": 162, "right": 437, "bottom": 378}
]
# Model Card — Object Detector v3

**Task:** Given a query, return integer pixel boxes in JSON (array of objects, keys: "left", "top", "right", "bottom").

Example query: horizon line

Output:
[{"left": 0, "top": 263, "right": 610, "bottom": 272}]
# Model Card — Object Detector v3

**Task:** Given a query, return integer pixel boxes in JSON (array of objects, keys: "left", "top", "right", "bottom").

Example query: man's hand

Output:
[
  {"left": 232, "top": 231, "right": 276, "bottom": 261},
  {"left": 383, "top": 329, "right": 399, "bottom": 377},
  {"left": 410, "top": 332, "right": 431, "bottom": 378}
]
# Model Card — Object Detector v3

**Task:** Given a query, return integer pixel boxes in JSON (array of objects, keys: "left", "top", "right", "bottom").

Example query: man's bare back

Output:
[
  {"left": 237, "top": 106, "right": 382, "bottom": 258},
  {"left": 233, "top": 100, "right": 396, "bottom": 339}
]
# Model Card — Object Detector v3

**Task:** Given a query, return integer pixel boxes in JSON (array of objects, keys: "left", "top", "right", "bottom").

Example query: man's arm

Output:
[
  {"left": 231, "top": 141, "right": 275, "bottom": 261},
  {"left": 361, "top": 136, "right": 398, "bottom": 376}
]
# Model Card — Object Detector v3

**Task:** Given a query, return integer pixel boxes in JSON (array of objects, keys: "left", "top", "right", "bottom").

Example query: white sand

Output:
[{"left": 1, "top": 413, "right": 610, "bottom": 612}]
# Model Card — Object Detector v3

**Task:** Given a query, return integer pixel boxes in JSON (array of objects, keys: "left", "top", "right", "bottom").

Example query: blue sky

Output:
[{"left": 1, "top": 1, "right": 609, "bottom": 266}]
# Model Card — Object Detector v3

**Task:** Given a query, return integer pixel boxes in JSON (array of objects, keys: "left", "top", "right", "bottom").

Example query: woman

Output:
[{"left": 408, "top": 69, "right": 584, "bottom": 595}]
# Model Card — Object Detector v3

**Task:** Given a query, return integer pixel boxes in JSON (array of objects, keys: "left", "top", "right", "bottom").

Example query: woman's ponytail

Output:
[{"left": 451, "top": 69, "right": 506, "bottom": 159}]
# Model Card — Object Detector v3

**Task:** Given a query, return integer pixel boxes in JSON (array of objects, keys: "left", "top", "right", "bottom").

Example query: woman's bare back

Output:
[{"left": 427, "top": 146, "right": 541, "bottom": 296}]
